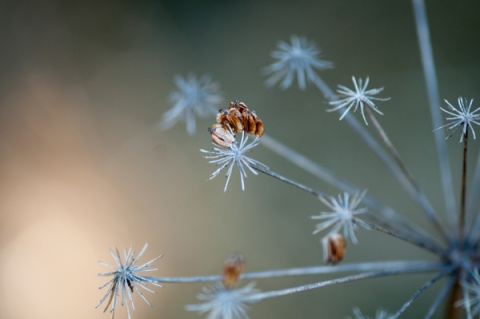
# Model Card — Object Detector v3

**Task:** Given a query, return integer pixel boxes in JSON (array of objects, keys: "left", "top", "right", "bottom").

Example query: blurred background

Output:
[{"left": 0, "top": 0, "right": 479, "bottom": 318}]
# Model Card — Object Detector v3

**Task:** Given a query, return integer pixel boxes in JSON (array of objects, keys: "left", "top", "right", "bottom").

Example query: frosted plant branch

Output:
[
  {"left": 365, "top": 107, "right": 449, "bottom": 241},
  {"left": 364, "top": 221, "right": 446, "bottom": 256},
  {"left": 391, "top": 267, "right": 454, "bottom": 319},
  {"left": 149, "top": 260, "right": 444, "bottom": 283},
  {"left": 242, "top": 263, "right": 445, "bottom": 303},
  {"left": 248, "top": 160, "right": 327, "bottom": 198},
  {"left": 317, "top": 76, "right": 445, "bottom": 239},
  {"left": 411, "top": 0, "right": 457, "bottom": 231},
  {"left": 265, "top": 36, "right": 447, "bottom": 232},
  {"left": 260, "top": 134, "right": 442, "bottom": 250}
]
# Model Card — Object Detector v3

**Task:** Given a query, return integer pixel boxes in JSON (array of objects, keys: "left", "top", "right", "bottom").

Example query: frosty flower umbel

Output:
[
  {"left": 201, "top": 132, "right": 267, "bottom": 192},
  {"left": 312, "top": 191, "right": 369, "bottom": 244},
  {"left": 96, "top": 1, "right": 480, "bottom": 318},
  {"left": 438, "top": 97, "right": 480, "bottom": 142},
  {"left": 264, "top": 35, "right": 333, "bottom": 91},
  {"left": 96, "top": 243, "right": 162, "bottom": 319},
  {"left": 328, "top": 76, "right": 390, "bottom": 125},
  {"left": 185, "top": 282, "right": 259, "bottom": 319},
  {"left": 159, "top": 74, "right": 222, "bottom": 135}
]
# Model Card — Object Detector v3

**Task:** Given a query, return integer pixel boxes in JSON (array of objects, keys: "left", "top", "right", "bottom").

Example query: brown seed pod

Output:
[
  {"left": 216, "top": 108, "right": 244, "bottom": 134},
  {"left": 208, "top": 123, "right": 235, "bottom": 148},
  {"left": 229, "top": 100, "right": 249, "bottom": 114},
  {"left": 254, "top": 117, "right": 264, "bottom": 137},
  {"left": 228, "top": 101, "right": 264, "bottom": 137},
  {"left": 222, "top": 253, "right": 245, "bottom": 288},
  {"left": 322, "top": 233, "right": 346, "bottom": 265},
  {"left": 242, "top": 110, "right": 257, "bottom": 135}
]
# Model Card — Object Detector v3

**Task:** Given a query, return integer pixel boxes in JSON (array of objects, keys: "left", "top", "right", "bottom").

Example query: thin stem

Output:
[
  {"left": 364, "top": 221, "right": 447, "bottom": 257},
  {"left": 248, "top": 161, "right": 327, "bottom": 199},
  {"left": 149, "top": 260, "right": 445, "bottom": 283},
  {"left": 260, "top": 134, "right": 440, "bottom": 250},
  {"left": 425, "top": 276, "right": 456, "bottom": 319},
  {"left": 343, "top": 111, "right": 444, "bottom": 237},
  {"left": 260, "top": 134, "right": 357, "bottom": 194},
  {"left": 288, "top": 53, "right": 446, "bottom": 239},
  {"left": 411, "top": 0, "right": 457, "bottom": 231},
  {"left": 244, "top": 264, "right": 445, "bottom": 302},
  {"left": 362, "top": 212, "right": 444, "bottom": 253},
  {"left": 391, "top": 268, "right": 454, "bottom": 319},
  {"left": 366, "top": 107, "right": 449, "bottom": 241},
  {"left": 311, "top": 75, "right": 335, "bottom": 99}
]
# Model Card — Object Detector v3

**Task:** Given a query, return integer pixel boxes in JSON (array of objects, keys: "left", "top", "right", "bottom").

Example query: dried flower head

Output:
[
  {"left": 328, "top": 76, "right": 390, "bottom": 125},
  {"left": 96, "top": 243, "right": 163, "bottom": 319},
  {"left": 201, "top": 131, "right": 268, "bottom": 192},
  {"left": 437, "top": 97, "right": 480, "bottom": 142},
  {"left": 264, "top": 35, "right": 334, "bottom": 90},
  {"left": 185, "top": 282, "right": 259, "bottom": 319},
  {"left": 347, "top": 307, "right": 394, "bottom": 319},
  {"left": 160, "top": 74, "right": 222, "bottom": 135},
  {"left": 312, "top": 191, "right": 369, "bottom": 244}
]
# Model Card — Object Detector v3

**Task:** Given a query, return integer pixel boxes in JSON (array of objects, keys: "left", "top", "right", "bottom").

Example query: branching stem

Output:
[
  {"left": 249, "top": 161, "right": 327, "bottom": 199},
  {"left": 150, "top": 260, "right": 445, "bottom": 284},
  {"left": 366, "top": 108, "right": 449, "bottom": 242}
]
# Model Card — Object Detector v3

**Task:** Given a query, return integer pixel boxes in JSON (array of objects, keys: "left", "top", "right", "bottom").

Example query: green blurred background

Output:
[{"left": 0, "top": 0, "right": 479, "bottom": 318}]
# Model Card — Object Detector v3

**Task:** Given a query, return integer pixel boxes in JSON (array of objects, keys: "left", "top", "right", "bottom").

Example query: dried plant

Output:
[{"left": 96, "top": 0, "right": 480, "bottom": 318}]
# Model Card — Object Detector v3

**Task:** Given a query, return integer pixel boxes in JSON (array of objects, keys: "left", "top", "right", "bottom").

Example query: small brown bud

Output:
[
  {"left": 322, "top": 233, "right": 346, "bottom": 264},
  {"left": 222, "top": 253, "right": 245, "bottom": 288}
]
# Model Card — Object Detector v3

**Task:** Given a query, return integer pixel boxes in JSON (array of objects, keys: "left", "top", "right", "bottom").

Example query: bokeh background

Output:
[{"left": 0, "top": 0, "right": 479, "bottom": 318}]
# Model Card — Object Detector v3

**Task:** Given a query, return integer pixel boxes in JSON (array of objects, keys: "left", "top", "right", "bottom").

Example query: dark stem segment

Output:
[
  {"left": 460, "top": 129, "right": 468, "bottom": 245},
  {"left": 446, "top": 276, "right": 461, "bottom": 319},
  {"left": 446, "top": 130, "right": 470, "bottom": 319}
]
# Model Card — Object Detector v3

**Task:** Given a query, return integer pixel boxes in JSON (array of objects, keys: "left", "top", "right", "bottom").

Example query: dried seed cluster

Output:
[{"left": 209, "top": 101, "right": 264, "bottom": 147}]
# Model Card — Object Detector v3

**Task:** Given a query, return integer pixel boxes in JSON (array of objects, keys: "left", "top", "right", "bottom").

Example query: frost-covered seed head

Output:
[
  {"left": 264, "top": 35, "right": 334, "bottom": 90},
  {"left": 96, "top": 243, "right": 163, "bottom": 319},
  {"left": 160, "top": 74, "right": 222, "bottom": 134},
  {"left": 437, "top": 97, "right": 480, "bottom": 142},
  {"left": 185, "top": 282, "right": 259, "bottom": 319},
  {"left": 328, "top": 76, "right": 390, "bottom": 125},
  {"left": 312, "top": 191, "right": 369, "bottom": 244}
]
